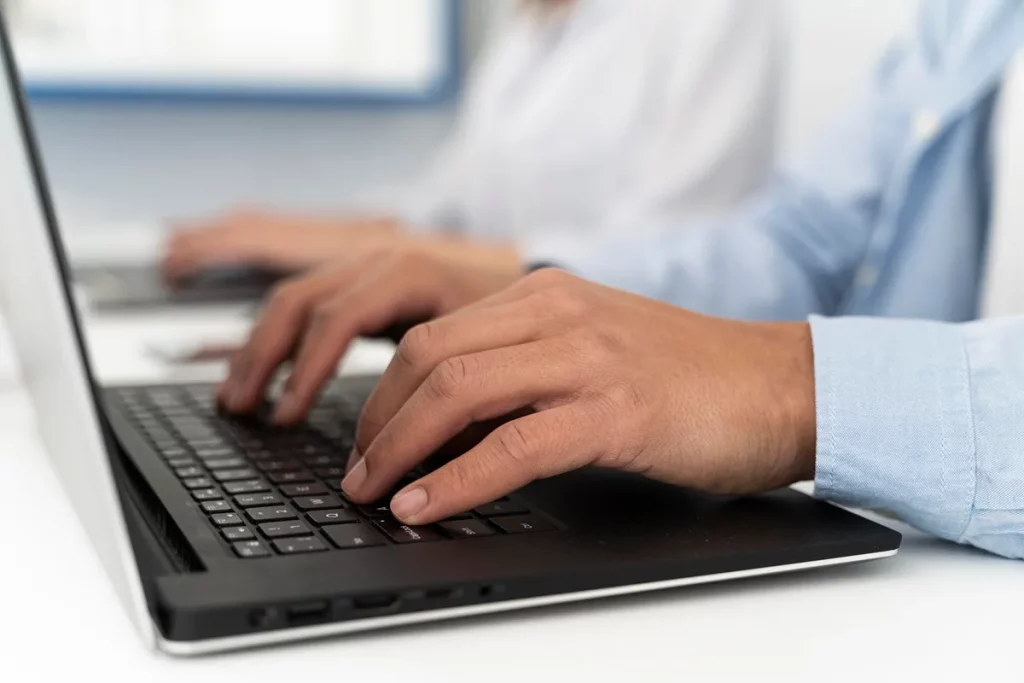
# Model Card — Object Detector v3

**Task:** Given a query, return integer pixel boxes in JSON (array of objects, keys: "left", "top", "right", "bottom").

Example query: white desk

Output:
[{"left": 0, "top": 311, "right": 1020, "bottom": 681}]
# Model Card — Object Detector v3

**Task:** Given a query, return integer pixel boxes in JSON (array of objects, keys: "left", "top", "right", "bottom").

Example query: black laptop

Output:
[{"left": 0, "top": 11, "right": 900, "bottom": 655}]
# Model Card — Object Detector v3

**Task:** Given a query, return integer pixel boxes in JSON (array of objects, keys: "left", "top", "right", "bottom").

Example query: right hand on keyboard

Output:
[{"left": 217, "top": 248, "right": 523, "bottom": 423}]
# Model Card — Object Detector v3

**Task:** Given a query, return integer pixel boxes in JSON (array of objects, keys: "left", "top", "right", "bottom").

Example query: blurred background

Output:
[{"left": 2, "top": 0, "right": 915, "bottom": 230}]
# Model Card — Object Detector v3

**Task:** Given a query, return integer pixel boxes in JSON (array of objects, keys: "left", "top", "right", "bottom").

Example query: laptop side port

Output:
[
  {"left": 424, "top": 587, "right": 457, "bottom": 601},
  {"left": 286, "top": 601, "right": 331, "bottom": 626},
  {"left": 352, "top": 593, "right": 399, "bottom": 612}
]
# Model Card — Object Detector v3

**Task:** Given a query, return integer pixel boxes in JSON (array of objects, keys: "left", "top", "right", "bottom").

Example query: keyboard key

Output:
[
  {"left": 233, "top": 540, "right": 271, "bottom": 558},
  {"left": 474, "top": 500, "right": 529, "bottom": 517},
  {"left": 246, "top": 506, "right": 297, "bottom": 522},
  {"left": 244, "top": 449, "right": 276, "bottom": 461},
  {"left": 201, "top": 501, "right": 232, "bottom": 514},
  {"left": 195, "top": 447, "right": 236, "bottom": 459},
  {"left": 375, "top": 519, "right": 444, "bottom": 544},
  {"left": 272, "top": 537, "right": 327, "bottom": 555},
  {"left": 358, "top": 502, "right": 393, "bottom": 518},
  {"left": 222, "top": 526, "right": 254, "bottom": 541},
  {"left": 443, "top": 513, "right": 473, "bottom": 521},
  {"left": 303, "top": 455, "right": 345, "bottom": 468},
  {"left": 213, "top": 468, "right": 259, "bottom": 482},
  {"left": 440, "top": 519, "right": 496, "bottom": 538},
  {"left": 280, "top": 482, "right": 328, "bottom": 497},
  {"left": 167, "top": 457, "right": 197, "bottom": 469},
  {"left": 308, "top": 509, "right": 359, "bottom": 525},
  {"left": 187, "top": 438, "right": 227, "bottom": 449},
  {"left": 269, "top": 471, "right": 314, "bottom": 484},
  {"left": 204, "top": 457, "right": 247, "bottom": 470},
  {"left": 161, "top": 447, "right": 189, "bottom": 459},
  {"left": 323, "top": 523, "right": 387, "bottom": 549},
  {"left": 211, "top": 513, "right": 244, "bottom": 527},
  {"left": 174, "top": 466, "right": 205, "bottom": 479},
  {"left": 224, "top": 479, "right": 270, "bottom": 494},
  {"left": 294, "top": 443, "right": 332, "bottom": 456},
  {"left": 182, "top": 476, "right": 214, "bottom": 490},
  {"left": 176, "top": 427, "right": 217, "bottom": 440},
  {"left": 314, "top": 467, "right": 345, "bottom": 480},
  {"left": 491, "top": 515, "right": 555, "bottom": 534},
  {"left": 293, "top": 495, "right": 343, "bottom": 511},
  {"left": 234, "top": 493, "right": 283, "bottom": 508},
  {"left": 192, "top": 488, "right": 222, "bottom": 501},
  {"left": 259, "top": 521, "right": 312, "bottom": 538},
  {"left": 257, "top": 459, "right": 301, "bottom": 473}
]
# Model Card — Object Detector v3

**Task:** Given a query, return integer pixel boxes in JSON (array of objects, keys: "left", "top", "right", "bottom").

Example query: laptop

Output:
[
  {"left": 73, "top": 263, "right": 286, "bottom": 311},
  {"left": 0, "top": 13, "right": 901, "bottom": 656}
]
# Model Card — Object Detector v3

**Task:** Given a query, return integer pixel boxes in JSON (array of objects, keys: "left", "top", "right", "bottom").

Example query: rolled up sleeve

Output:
[{"left": 811, "top": 315, "right": 1024, "bottom": 559}]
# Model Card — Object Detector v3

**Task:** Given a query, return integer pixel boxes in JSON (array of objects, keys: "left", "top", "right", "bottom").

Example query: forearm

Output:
[{"left": 522, "top": 177, "right": 871, "bottom": 322}]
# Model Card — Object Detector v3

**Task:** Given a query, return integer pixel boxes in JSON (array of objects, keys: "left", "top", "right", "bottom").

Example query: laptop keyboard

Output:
[{"left": 109, "top": 384, "right": 557, "bottom": 559}]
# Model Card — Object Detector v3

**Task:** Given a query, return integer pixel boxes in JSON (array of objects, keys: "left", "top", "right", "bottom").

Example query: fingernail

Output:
[
  {"left": 342, "top": 457, "right": 368, "bottom": 497},
  {"left": 273, "top": 392, "right": 300, "bottom": 424},
  {"left": 391, "top": 487, "right": 428, "bottom": 522}
]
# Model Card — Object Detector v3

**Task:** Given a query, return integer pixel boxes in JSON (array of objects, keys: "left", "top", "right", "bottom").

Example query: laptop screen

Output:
[{"left": 0, "top": 10, "right": 154, "bottom": 644}]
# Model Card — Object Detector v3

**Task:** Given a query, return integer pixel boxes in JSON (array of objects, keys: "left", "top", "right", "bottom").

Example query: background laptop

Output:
[
  {"left": 0, "top": 11, "right": 901, "bottom": 656},
  {"left": 74, "top": 263, "right": 286, "bottom": 311}
]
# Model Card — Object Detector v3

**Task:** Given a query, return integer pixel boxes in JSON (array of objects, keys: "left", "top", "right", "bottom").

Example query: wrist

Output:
[{"left": 770, "top": 322, "right": 817, "bottom": 482}]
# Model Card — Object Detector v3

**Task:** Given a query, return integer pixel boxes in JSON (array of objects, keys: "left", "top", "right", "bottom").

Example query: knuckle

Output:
[
  {"left": 266, "top": 280, "right": 302, "bottom": 310},
  {"left": 395, "top": 322, "right": 439, "bottom": 370},
  {"left": 568, "top": 327, "right": 616, "bottom": 365},
  {"left": 602, "top": 381, "right": 648, "bottom": 414},
  {"left": 535, "top": 285, "right": 589, "bottom": 319},
  {"left": 428, "top": 355, "right": 474, "bottom": 400},
  {"left": 310, "top": 301, "right": 339, "bottom": 328},
  {"left": 522, "top": 267, "right": 572, "bottom": 290},
  {"left": 492, "top": 422, "right": 537, "bottom": 470},
  {"left": 441, "top": 459, "right": 478, "bottom": 498},
  {"left": 394, "top": 247, "right": 431, "bottom": 272}
]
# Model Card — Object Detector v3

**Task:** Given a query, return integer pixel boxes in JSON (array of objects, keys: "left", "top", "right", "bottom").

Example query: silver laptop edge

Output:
[
  {"left": 162, "top": 550, "right": 895, "bottom": 656},
  {"left": 0, "top": 11, "right": 894, "bottom": 657},
  {"left": 0, "top": 13, "right": 155, "bottom": 648}
]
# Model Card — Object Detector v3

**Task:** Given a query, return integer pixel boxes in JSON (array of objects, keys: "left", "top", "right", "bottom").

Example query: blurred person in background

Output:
[
  {"left": 219, "top": 0, "right": 1024, "bottom": 560},
  {"left": 162, "top": 0, "right": 784, "bottom": 281}
]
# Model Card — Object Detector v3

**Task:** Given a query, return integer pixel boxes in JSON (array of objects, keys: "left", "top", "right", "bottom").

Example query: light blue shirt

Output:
[{"left": 527, "top": 0, "right": 1024, "bottom": 559}]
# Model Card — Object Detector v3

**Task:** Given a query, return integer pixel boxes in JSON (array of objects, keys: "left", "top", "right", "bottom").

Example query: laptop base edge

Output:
[{"left": 159, "top": 548, "right": 897, "bottom": 657}]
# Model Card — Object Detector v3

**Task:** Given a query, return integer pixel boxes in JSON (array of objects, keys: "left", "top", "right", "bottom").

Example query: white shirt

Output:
[
  {"left": 404, "top": 0, "right": 785, "bottom": 247},
  {"left": 982, "top": 51, "right": 1024, "bottom": 317}
]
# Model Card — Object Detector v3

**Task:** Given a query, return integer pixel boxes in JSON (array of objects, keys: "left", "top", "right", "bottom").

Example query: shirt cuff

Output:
[{"left": 810, "top": 315, "right": 977, "bottom": 543}]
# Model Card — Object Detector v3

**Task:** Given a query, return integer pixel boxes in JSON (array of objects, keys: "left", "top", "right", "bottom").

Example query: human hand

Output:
[
  {"left": 340, "top": 269, "right": 817, "bottom": 524},
  {"left": 162, "top": 208, "right": 399, "bottom": 282},
  {"left": 217, "top": 248, "right": 523, "bottom": 421}
]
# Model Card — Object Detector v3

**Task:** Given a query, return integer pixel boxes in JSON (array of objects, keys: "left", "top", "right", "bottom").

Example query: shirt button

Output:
[
  {"left": 856, "top": 265, "right": 879, "bottom": 288},
  {"left": 912, "top": 109, "right": 941, "bottom": 143}
]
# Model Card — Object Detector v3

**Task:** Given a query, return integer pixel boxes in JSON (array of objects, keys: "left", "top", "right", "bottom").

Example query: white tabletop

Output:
[{"left": 0, "top": 307, "right": 1020, "bottom": 681}]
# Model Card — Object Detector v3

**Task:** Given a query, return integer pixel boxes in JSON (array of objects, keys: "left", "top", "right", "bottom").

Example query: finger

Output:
[
  {"left": 355, "top": 297, "right": 557, "bottom": 453},
  {"left": 271, "top": 259, "right": 451, "bottom": 424},
  {"left": 387, "top": 405, "right": 599, "bottom": 524},
  {"left": 219, "top": 265, "right": 359, "bottom": 412},
  {"left": 343, "top": 339, "right": 582, "bottom": 503},
  {"left": 163, "top": 236, "right": 241, "bottom": 282}
]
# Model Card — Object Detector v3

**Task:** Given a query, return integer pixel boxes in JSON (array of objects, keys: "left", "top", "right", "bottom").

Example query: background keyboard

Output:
[{"left": 109, "top": 384, "right": 557, "bottom": 559}]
